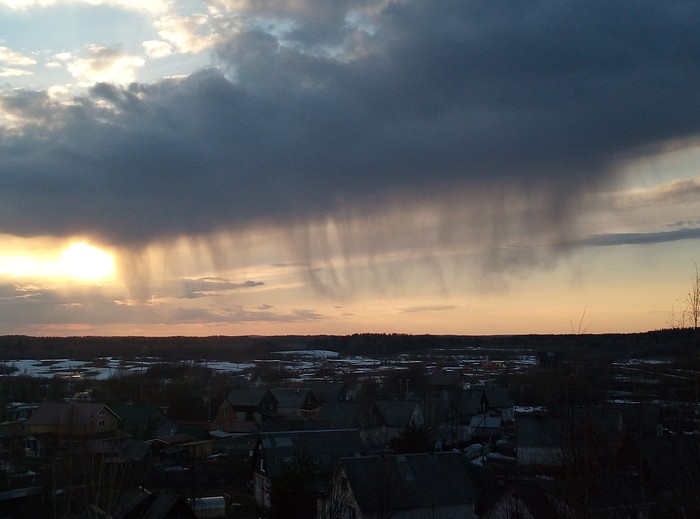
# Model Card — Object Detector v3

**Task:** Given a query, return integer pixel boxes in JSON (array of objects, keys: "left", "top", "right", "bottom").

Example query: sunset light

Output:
[
  {"left": 0, "top": 1, "right": 699, "bottom": 336},
  {"left": 58, "top": 242, "right": 115, "bottom": 281}
]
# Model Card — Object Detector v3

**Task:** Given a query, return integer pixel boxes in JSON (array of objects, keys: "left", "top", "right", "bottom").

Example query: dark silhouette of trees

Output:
[
  {"left": 391, "top": 423, "right": 433, "bottom": 454},
  {"left": 268, "top": 452, "right": 317, "bottom": 519}
]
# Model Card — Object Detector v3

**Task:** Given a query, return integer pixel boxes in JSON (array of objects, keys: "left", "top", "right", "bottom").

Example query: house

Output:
[
  {"left": 470, "top": 413, "right": 504, "bottom": 441},
  {"left": 313, "top": 402, "right": 385, "bottom": 447},
  {"left": 458, "top": 388, "right": 514, "bottom": 425},
  {"left": 25, "top": 401, "right": 120, "bottom": 437},
  {"left": 252, "top": 428, "right": 366, "bottom": 509},
  {"left": 110, "top": 403, "right": 171, "bottom": 441},
  {"left": 375, "top": 400, "right": 424, "bottom": 443},
  {"left": 310, "top": 381, "right": 351, "bottom": 404},
  {"left": 23, "top": 402, "right": 121, "bottom": 457},
  {"left": 164, "top": 396, "right": 221, "bottom": 438},
  {"left": 217, "top": 388, "right": 278, "bottom": 426},
  {"left": 209, "top": 398, "right": 259, "bottom": 435},
  {"left": 270, "top": 387, "right": 321, "bottom": 418},
  {"left": 319, "top": 452, "right": 477, "bottom": 519}
]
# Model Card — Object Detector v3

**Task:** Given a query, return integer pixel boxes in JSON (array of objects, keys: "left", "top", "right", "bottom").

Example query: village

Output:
[{"left": 0, "top": 331, "right": 698, "bottom": 518}]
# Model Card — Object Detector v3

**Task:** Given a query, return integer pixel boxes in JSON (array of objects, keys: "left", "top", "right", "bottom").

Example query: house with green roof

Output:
[{"left": 110, "top": 403, "right": 172, "bottom": 441}]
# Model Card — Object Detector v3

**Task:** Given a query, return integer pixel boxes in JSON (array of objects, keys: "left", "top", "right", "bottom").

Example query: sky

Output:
[{"left": 1, "top": 0, "right": 700, "bottom": 337}]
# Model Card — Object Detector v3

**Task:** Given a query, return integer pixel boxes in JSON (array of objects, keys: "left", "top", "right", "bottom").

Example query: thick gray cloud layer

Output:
[{"left": 1, "top": 0, "right": 700, "bottom": 246}]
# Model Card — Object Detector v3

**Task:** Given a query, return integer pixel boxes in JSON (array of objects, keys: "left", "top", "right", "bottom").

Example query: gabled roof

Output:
[
  {"left": 458, "top": 390, "right": 486, "bottom": 416},
  {"left": 470, "top": 413, "right": 503, "bottom": 429},
  {"left": 339, "top": 452, "right": 475, "bottom": 513},
  {"left": 270, "top": 388, "right": 317, "bottom": 409},
  {"left": 458, "top": 388, "right": 512, "bottom": 416},
  {"left": 226, "top": 388, "right": 276, "bottom": 407},
  {"left": 259, "top": 429, "right": 365, "bottom": 476},
  {"left": 483, "top": 388, "right": 513, "bottom": 409},
  {"left": 26, "top": 402, "right": 117, "bottom": 427},
  {"left": 110, "top": 404, "right": 166, "bottom": 425},
  {"left": 309, "top": 382, "right": 347, "bottom": 404},
  {"left": 316, "top": 402, "right": 380, "bottom": 430},
  {"left": 375, "top": 400, "right": 420, "bottom": 428}
]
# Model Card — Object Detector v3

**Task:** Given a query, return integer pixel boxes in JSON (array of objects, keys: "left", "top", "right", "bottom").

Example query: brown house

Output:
[
  {"left": 24, "top": 402, "right": 121, "bottom": 458},
  {"left": 25, "top": 402, "right": 120, "bottom": 437},
  {"left": 210, "top": 388, "right": 278, "bottom": 434}
]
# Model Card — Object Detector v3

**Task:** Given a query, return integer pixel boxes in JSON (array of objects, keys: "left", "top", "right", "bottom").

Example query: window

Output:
[
  {"left": 98, "top": 419, "right": 106, "bottom": 428},
  {"left": 259, "top": 459, "right": 265, "bottom": 473}
]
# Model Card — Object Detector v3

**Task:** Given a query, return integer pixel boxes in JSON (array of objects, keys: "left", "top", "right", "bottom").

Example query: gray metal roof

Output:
[
  {"left": 339, "top": 452, "right": 476, "bottom": 513},
  {"left": 259, "top": 429, "right": 366, "bottom": 476}
]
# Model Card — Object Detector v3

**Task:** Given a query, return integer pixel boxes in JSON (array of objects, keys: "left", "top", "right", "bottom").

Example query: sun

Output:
[{"left": 59, "top": 242, "right": 115, "bottom": 281}]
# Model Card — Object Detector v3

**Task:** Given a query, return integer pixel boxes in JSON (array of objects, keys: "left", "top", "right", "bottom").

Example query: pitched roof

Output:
[
  {"left": 259, "top": 429, "right": 365, "bottom": 476},
  {"left": 458, "top": 388, "right": 512, "bottom": 415},
  {"left": 270, "top": 388, "right": 316, "bottom": 409},
  {"left": 110, "top": 404, "right": 165, "bottom": 425},
  {"left": 309, "top": 382, "right": 347, "bottom": 404},
  {"left": 470, "top": 413, "right": 503, "bottom": 429},
  {"left": 340, "top": 452, "right": 476, "bottom": 513},
  {"left": 483, "top": 388, "right": 513, "bottom": 409},
  {"left": 458, "top": 390, "right": 486, "bottom": 416},
  {"left": 226, "top": 388, "right": 275, "bottom": 407},
  {"left": 375, "top": 400, "right": 420, "bottom": 428},
  {"left": 316, "top": 402, "right": 379, "bottom": 430},
  {"left": 27, "top": 402, "right": 117, "bottom": 427}
]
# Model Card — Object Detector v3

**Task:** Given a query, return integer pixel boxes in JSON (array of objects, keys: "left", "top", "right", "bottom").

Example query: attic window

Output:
[{"left": 97, "top": 408, "right": 105, "bottom": 415}]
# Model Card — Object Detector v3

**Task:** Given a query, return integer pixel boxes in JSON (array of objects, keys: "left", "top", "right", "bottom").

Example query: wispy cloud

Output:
[
  {"left": 161, "top": 276, "right": 264, "bottom": 298},
  {"left": 401, "top": 305, "right": 458, "bottom": 314}
]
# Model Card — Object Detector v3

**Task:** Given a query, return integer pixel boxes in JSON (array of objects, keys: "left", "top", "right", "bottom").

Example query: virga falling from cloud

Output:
[{"left": 1, "top": 0, "right": 700, "bottom": 301}]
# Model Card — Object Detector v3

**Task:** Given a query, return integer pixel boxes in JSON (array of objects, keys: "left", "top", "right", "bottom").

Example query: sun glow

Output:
[{"left": 59, "top": 242, "right": 115, "bottom": 281}]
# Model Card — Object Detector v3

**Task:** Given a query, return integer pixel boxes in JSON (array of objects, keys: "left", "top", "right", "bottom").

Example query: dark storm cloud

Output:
[{"left": 1, "top": 0, "right": 700, "bottom": 247}]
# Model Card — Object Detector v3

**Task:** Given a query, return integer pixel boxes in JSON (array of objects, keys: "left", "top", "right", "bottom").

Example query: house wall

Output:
[
  {"left": 26, "top": 413, "right": 119, "bottom": 437},
  {"left": 254, "top": 472, "right": 271, "bottom": 509},
  {"left": 211, "top": 400, "right": 237, "bottom": 431}
]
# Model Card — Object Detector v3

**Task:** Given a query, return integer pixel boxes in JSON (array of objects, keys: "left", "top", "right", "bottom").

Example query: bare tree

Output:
[
  {"left": 686, "top": 260, "right": 700, "bottom": 329},
  {"left": 668, "top": 261, "right": 700, "bottom": 330}
]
